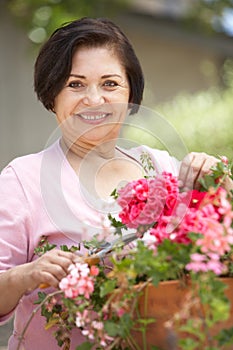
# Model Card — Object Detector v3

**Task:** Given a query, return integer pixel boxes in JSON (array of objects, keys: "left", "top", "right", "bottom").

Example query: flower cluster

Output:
[
  {"left": 115, "top": 162, "right": 233, "bottom": 278},
  {"left": 75, "top": 310, "right": 113, "bottom": 347},
  {"left": 148, "top": 186, "right": 233, "bottom": 275},
  {"left": 117, "top": 172, "right": 179, "bottom": 229},
  {"left": 59, "top": 263, "right": 99, "bottom": 299}
]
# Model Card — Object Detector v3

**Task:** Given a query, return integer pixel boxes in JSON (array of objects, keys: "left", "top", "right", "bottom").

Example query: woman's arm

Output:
[{"left": 0, "top": 249, "right": 76, "bottom": 316}]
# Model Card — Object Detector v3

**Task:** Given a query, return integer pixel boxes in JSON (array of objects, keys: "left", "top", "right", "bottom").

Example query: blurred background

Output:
[
  {"left": 0, "top": 0, "right": 233, "bottom": 345},
  {"left": 0, "top": 0, "right": 233, "bottom": 171}
]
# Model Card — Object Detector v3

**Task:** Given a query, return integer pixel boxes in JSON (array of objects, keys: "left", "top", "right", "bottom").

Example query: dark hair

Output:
[{"left": 34, "top": 17, "right": 144, "bottom": 114}]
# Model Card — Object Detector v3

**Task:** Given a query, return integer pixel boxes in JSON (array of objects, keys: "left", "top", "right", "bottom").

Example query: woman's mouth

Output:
[{"left": 76, "top": 112, "right": 111, "bottom": 122}]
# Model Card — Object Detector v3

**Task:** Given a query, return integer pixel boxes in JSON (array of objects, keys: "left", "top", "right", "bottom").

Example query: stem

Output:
[
  {"left": 106, "top": 336, "right": 121, "bottom": 350},
  {"left": 127, "top": 280, "right": 152, "bottom": 350},
  {"left": 198, "top": 294, "right": 213, "bottom": 348},
  {"left": 16, "top": 290, "right": 62, "bottom": 350},
  {"left": 144, "top": 283, "right": 148, "bottom": 319},
  {"left": 142, "top": 285, "right": 149, "bottom": 350},
  {"left": 142, "top": 328, "right": 147, "bottom": 350},
  {"left": 215, "top": 158, "right": 233, "bottom": 191},
  {"left": 125, "top": 333, "right": 141, "bottom": 350}
]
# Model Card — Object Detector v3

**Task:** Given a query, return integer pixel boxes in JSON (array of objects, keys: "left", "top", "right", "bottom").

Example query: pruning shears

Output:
[
  {"left": 86, "top": 231, "right": 139, "bottom": 262},
  {"left": 39, "top": 232, "right": 139, "bottom": 288}
]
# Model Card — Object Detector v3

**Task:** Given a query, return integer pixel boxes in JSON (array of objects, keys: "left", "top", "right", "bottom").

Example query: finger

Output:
[
  {"left": 179, "top": 153, "right": 196, "bottom": 190},
  {"left": 35, "top": 262, "right": 70, "bottom": 289},
  {"left": 194, "top": 156, "right": 218, "bottom": 189},
  {"left": 37, "top": 271, "right": 61, "bottom": 288},
  {"left": 50, "top": 249, "right": 77, "bottom": 261},
  {"left": 34, "top": 255, "right": 73, "bottom": 283},
  {"left": 43, "top": 250, "right": 76, "bottom": 270},
  {"left": 223, "top": 176, "right": 233, "bottom": 192},
  {"left": 179, "top": 152, "right": 218, "bottom": 190},
  {"left": 188, "top": 155, "right": 206, "bottom": 190}
]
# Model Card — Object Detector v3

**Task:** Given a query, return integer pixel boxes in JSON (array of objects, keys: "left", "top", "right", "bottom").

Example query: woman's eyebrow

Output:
[
  {"left": 69, "top": 74, "right": 85, "bottom": 78},
  {"left": 101, "top": 74, "right": 122, "bottom": 79},
  {"left": 69, "top": 74, "right": 122, "bottom": 79}
]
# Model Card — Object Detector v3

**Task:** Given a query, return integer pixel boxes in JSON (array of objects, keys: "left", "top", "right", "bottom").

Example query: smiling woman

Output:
[
  {"left": 0, "top": 17, "right": 231, "bottom": 350},
  {"left": 34, "top": 18, "right": 144, "bottom": 113},
  {"left": 54, "top": 46, "right": 130, "bottom": 157}
]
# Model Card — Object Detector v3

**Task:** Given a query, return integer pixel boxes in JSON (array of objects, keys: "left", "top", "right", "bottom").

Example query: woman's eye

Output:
[
  {"left": 68, "top": 81, "right": 83, "bottom": 88},
  {"left": 104, "top": 81, "right": 118, "bottom": 88}
]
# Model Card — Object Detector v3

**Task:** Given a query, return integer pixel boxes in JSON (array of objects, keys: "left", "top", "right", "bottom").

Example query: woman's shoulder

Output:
[
  {"left": 120, "top": 145, "right": 181, "bottom": 176},
  {"left": 1, "top": 139, "right": 61, "bottom": 178}
]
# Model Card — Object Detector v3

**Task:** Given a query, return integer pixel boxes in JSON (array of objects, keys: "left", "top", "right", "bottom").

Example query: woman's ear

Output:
[
  {"left": 128, "top": 102, "right": 140, "bottom": 115},
  {"left": 128, "top": 102, "right": 133, "bottom": 110}
]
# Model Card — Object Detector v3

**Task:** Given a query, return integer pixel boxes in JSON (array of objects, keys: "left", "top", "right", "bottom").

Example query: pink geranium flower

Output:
[
  {"left": 117, "top": 172, "right": 179, "bottom": 229},
  {"left": 59, "top": 262, "right": 98, "bottom": 299}
]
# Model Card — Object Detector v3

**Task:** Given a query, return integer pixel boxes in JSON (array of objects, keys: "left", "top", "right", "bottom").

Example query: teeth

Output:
[{"left": 78, "top": 113, "right": 108, "bottom": 120}]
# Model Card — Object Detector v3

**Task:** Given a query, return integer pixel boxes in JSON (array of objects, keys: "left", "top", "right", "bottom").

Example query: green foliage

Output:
[
  {"left": 34, "top": 235, "right": 56, "bottom": 256},
  {"left": 184, "top": 0, "right": 233, "bottom": 36},
  {"left": 34, "top": 236, "right": 80, "bottom": 255},
  {"left": 140, "top": 151, "right": 155, "bottom": 176},
  {"left": 7, "top": 0, "right": 130, "bottom": 46},
  {"left": 155, "top": 63, "right": 233, "bottom": 159},
  {"left": 105, "top": 313, "right": 133, "bottom": 338},
  {"left": 125, "top": 63, "right": 233, "bottom": 161},
  {"left": 60, "top": 244, "right": 80, "bottom": 252},
  {"left": 34, "top": 291, "right": 47, "bottom": 304},
  {"left": 177, "top": 273, "right": 231, "bottom": 350},
  {"left": 216, "top": 327, "right": 233, "bottom": 346},
  {"left": 83, "top": 234, "right": 111, "bottom": 252},
  {"left": 132, "top": 239, "right": 192, "bottom": 284},
  {"left": 179, "top": 336, "right": 201, "bottom": 350},
  {"left": 108, "top": 213, "right": 126, "bottom": 235},
  {"left": 76, "top": 342, "right": 93, "bottom": 350},
  {"left": 199, "top": 158, "right": 232, "bottom": 190},
  {"left": 100, "top": 279, "right": 117, "bottom": 298}
]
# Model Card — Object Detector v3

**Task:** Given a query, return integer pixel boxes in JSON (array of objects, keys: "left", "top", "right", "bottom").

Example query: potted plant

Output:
[{"left": 18, "top": 155, "right": 233, "bottom": 350}]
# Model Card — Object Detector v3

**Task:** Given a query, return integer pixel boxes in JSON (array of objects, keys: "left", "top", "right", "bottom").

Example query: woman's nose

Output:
[{"left": 82, "top": 86, "right": 105, "bottom": 106}]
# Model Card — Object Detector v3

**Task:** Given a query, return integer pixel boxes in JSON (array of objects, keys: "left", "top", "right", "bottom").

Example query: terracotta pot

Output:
[{"left": 132, "top": 278, "right": 233, "bottom": 350}]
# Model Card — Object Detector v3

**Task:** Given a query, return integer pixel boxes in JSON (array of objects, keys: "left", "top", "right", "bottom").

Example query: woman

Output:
[{"left": 0, "top": 17, "right": 226, "bottom": 349}]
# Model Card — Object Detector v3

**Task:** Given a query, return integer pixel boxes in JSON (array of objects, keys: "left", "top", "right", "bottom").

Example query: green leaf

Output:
[
  {"left": 60, "top": 244, "right": 80, "bottom": 252},
  {"left": 179, "top": 338, "right": 200, "bottom": 350},
  {"left": 105, "top": 314, "right": 133, "bottom": 338},
  {"left": 83, "top": 234, "right": 106, "bottom": 251},
  {"left": 137, "top": 317, "right": 155, "bottom": 326},
  {"left": 140, "top": 151, "right": 155, "bottom": 175},
  {"left": 199, "top": 176, "right": 216, "bottom": 191},
  {"left": 110, "top": 187, "right": 118, "bottom": 199},
  {"left": 76, "top": 342, "right": 93, "bottom": 350},
  {"left": 34, "top": 236, "right": 56, "bottom": 256},
  {"left": 119, "top": 313, "right": 133, "bottom": 337},
  {"left": 101, "top": 214, "right": 126, "bottom": 236},
  {"left": 179, "top": 337, "right": 199, "bottom": 350},
  {"left": 216, "top": 327, "right": 233, "bottom": 346},
  {"left": 100, "top": 279, "right": 116, "bottom": 297},
  {"left": 34, "top": 291, "right": 47, "bottom": 304},
  {"left": 104, "top": 321, "right": 121, "bottom": 337}
]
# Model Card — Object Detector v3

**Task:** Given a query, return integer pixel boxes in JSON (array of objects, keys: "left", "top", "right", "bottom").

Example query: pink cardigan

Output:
[{"left": 0, "top": 140, "right": 179, "bottom": 349}]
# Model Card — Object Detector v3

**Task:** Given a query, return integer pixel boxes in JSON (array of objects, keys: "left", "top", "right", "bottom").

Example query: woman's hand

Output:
[
  {"left": 0, "top": 249, "right": 78, "bottom": 316},
  {"left": 24, "top": 249, "right": 77, "bottom": 291},
  {"left": 179, "top": 152, "right": 218, "bottom": 190}
]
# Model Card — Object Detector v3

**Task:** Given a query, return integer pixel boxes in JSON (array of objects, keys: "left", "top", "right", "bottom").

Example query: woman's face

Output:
[{"left": 54, "top": 46, "right": 130, "bottom": 148}]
